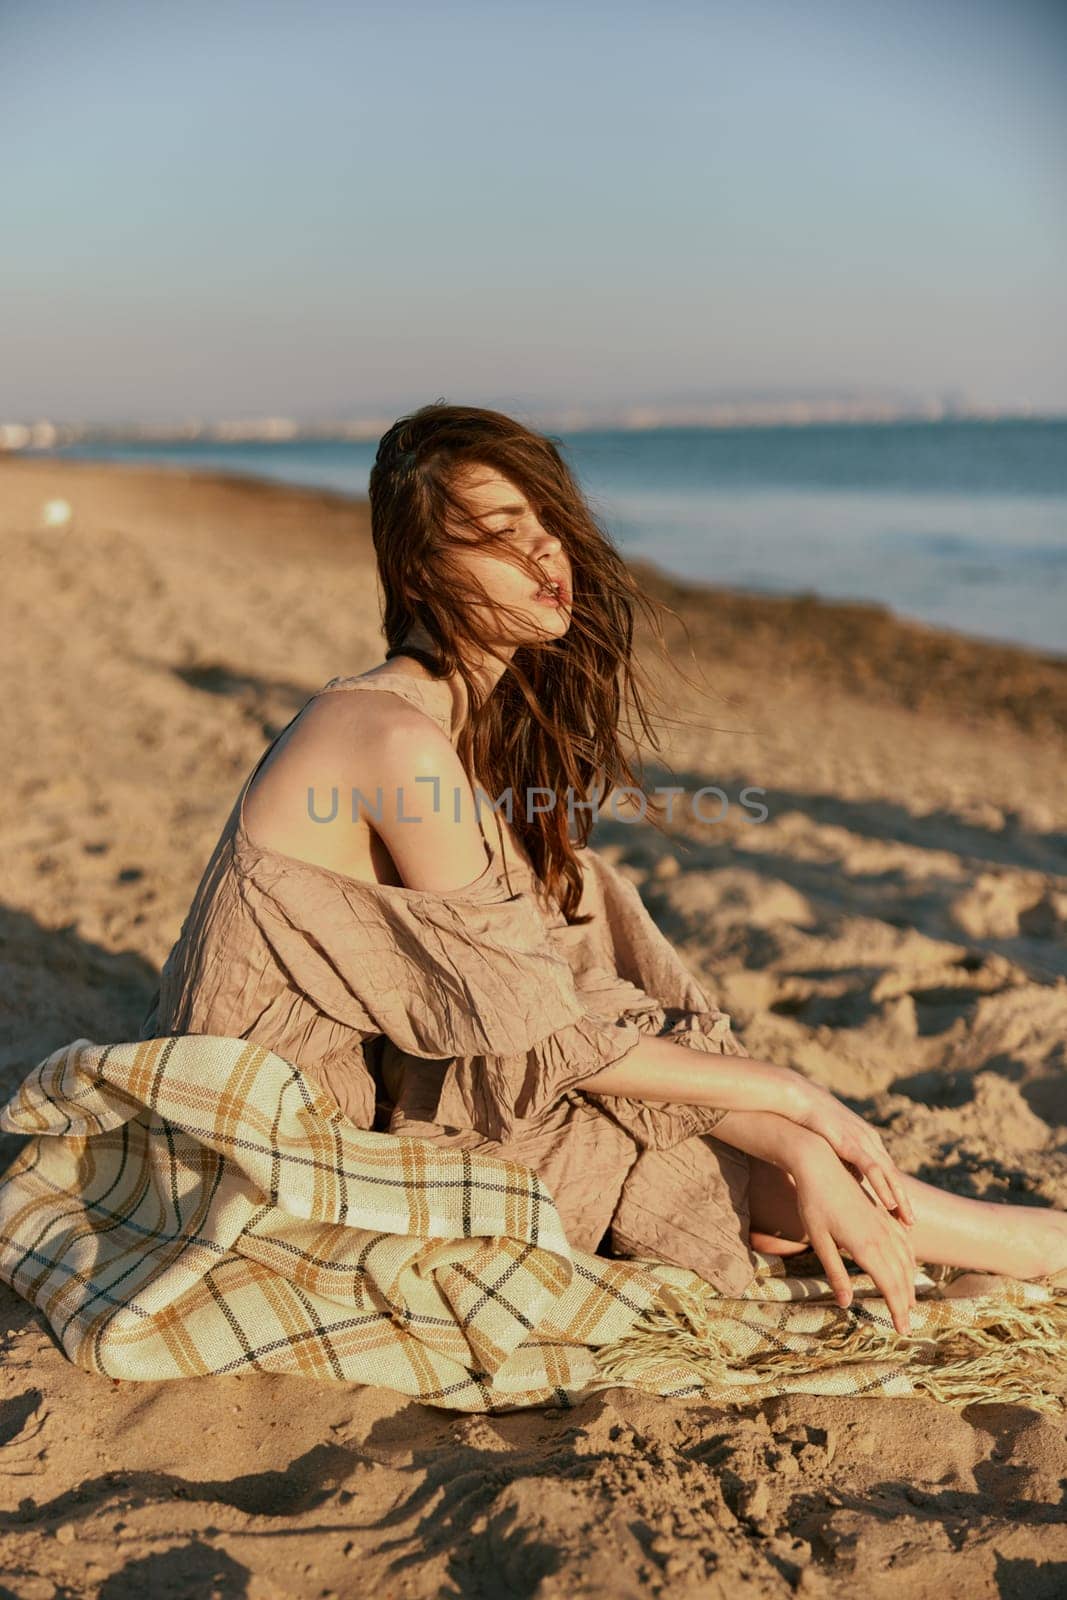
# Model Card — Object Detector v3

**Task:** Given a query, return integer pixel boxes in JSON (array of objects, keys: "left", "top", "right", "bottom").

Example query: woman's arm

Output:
[
  {"left": 580, "top": 1034, "right": 916, "bottom": 1224},
  {"left": 701, "top": 1105, "right": 828, "bottom": 1174},
  {"left": 578, "top": 1032, "right": 808, "bottom": 1119}
]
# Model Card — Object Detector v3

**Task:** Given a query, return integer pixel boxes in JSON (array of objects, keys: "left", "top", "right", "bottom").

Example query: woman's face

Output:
[{"left": 445, "top": 464, "right": 572, "bottom": 647}]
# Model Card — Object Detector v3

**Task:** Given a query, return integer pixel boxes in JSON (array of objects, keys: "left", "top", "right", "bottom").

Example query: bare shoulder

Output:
[
  {"left": 308, "top": 684, "right": 463, "bottom": 782},
  {"left": 366, "top": 701, "right": 493, "bottom": 893},
  {"left": 238, "top": 688, "right": 408, "bottom": 882},
  {"left": 240, "top": 688, "right": 489, "bottom": 891}
]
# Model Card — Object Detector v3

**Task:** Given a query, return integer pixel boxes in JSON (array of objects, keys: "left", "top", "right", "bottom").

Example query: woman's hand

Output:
[
  {"left": 788, "top": 1078, "right": 916, "bottom": 1227},
  {"left": 790, "top": 1141, "right": 919, "bottom": 1336}
]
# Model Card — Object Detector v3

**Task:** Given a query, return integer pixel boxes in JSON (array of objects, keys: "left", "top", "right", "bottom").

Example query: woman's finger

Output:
[
  {"left": 809, "top": 1230, "right": 853, "bottom": 1310},
  {"left": 863, "top": 1161, "right": 899, "bottom": 1217},
  {"left": 883, "top": 1239, "right": 916, "bottom": 1334},
  {"left": 880, "top": 1207, "right": 914, "bottom": 1268},
  {"left": 843, "top": 1222, "right": 914, "bottom": 1336},
  {"left": 889, "top": 1217, "right": 919, "bottom": 1307},
  {"left": 881, "top": 1163, "right": 916, "bottom": 1227},
  {"left": 896, "top": 1259, "right": 916, "bottom": 1332},
  {"left": 859, "top": 1154, "right": 916, "bottom": 1229},
  {"left": 836, "top": 1113, "right": 915, "bottom": 1227},
  {"left": 851, "top": 1165, "right": 904, "bottom": 1235},
  {"left": 887, "top": 1233, "right": 914, "bottom": 1312},
  {"left": 861, "top": 1125, "right": 916, "bottom": 1224},
  {"left": 863, "top": 1244, "right": 912, "bottom": 1336},
  {"left": 881, "top": 1160, "right": 917, "bottom": 1226}
]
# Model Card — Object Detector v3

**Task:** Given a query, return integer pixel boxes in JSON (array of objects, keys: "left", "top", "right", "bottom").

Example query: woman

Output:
[{"left": 140, "top": 401, "right": 1067, "bottom": 1340}]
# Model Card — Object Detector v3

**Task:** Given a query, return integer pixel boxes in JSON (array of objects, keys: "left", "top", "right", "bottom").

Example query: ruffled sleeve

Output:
[
  {"left": 413, "top": 850, "right": 752, "bottom": 1145},
  {"left": 428, "top": 954, "right": 661, "bottom": 1140},
  {"left": 239, "top": 851, "right": 650, "bottom": 1068},
  {"left": 551, "top": 846, "right": 719, "bottom": 1014},
  {"left": 240, "top": 842, "right": 748, "bottom": 1149}
]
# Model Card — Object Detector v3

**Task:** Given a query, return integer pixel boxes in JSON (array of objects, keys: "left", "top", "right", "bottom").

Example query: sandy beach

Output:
[{"left": 2, "top": 455, "right": 1066, "bottom": 1599}]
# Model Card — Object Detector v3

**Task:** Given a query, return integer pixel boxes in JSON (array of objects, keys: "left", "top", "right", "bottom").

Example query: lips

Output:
[{"left": 533, "top": 576, "right": 571, "bottom": 604}]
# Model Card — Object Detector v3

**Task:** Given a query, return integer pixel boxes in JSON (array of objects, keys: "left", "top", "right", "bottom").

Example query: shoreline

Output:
[{"left": 6, "top": 454, "right": 1066, "bottom": 738}]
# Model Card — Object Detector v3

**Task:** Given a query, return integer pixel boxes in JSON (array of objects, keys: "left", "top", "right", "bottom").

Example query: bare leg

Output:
[
  {"left": 748, "top": 1156, "right": 1067, "bottom": 1280},
  {"left": 747, "top": 1156, "right": 813, "bottom": 1256}
]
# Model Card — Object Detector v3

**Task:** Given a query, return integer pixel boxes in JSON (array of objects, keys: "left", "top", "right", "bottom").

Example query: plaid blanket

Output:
[{"left": 2, "top": 1035, "right": 1064, "bottom": 1414}]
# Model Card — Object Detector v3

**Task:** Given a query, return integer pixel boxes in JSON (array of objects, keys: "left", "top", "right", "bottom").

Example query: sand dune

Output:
[{"left": 2, "top": 457, "right": 1065, "bottom": 1598}]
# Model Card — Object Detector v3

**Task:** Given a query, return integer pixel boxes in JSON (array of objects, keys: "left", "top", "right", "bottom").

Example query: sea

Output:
[{"left": 44, "top": 418, "right": 1067, "bottom": 657}]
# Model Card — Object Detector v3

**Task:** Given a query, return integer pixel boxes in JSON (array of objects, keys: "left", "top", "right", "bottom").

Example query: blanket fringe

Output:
[{"left": 590, "top": 1271, "right": 1067, "bottom": 1415}]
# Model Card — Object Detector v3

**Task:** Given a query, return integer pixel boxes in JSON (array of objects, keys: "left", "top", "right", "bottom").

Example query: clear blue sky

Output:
[{"left": 2, "top": 0, "right": 1064, "bottom": 423}]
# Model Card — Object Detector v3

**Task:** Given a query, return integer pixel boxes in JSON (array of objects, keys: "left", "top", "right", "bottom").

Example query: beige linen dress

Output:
[{"left": 139, "top": 671, "right": 759, "bottom": 1296}]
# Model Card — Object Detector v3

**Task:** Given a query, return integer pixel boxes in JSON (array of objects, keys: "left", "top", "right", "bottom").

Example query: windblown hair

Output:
[{"left": 367, "top": 399, "right": 707, "bottom": 925}]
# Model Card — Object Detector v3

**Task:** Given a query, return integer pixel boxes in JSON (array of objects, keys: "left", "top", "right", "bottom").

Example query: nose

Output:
[{"left": 534, "top": 528, "right": 563, "bottom": 561}]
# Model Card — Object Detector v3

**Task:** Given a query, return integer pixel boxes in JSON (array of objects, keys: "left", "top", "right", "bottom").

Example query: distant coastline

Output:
[{"left": 2, "top": 393, "right": 1064, "bottom": 452}]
